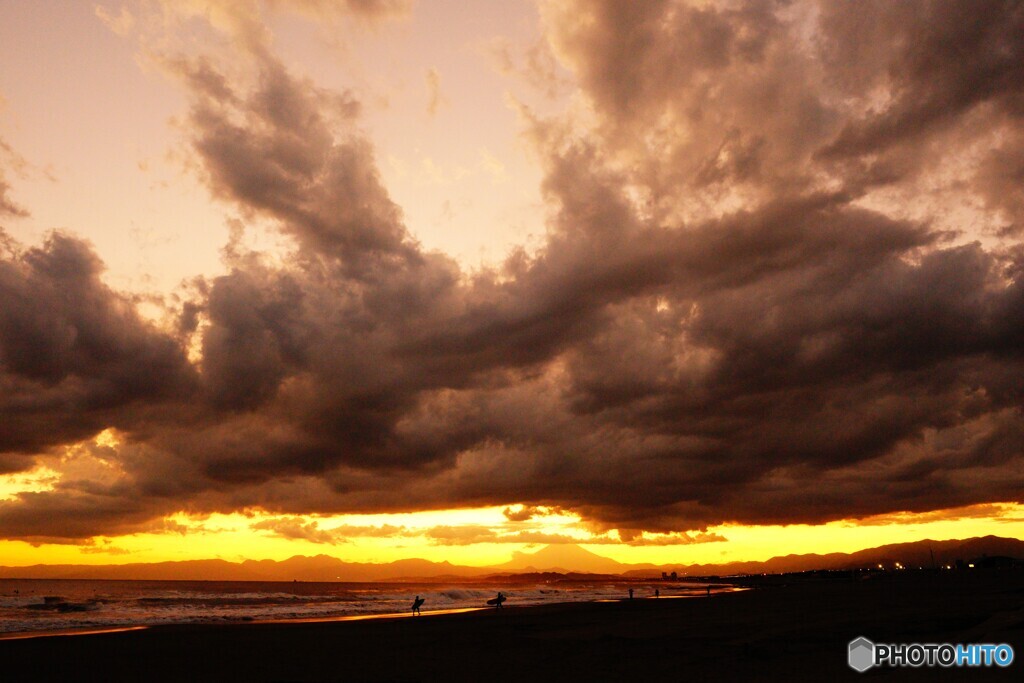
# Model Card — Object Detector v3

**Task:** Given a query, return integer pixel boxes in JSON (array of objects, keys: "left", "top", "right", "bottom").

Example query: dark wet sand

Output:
[{"left": 3, "top": 570, "right": 1022, "bottom": 682}]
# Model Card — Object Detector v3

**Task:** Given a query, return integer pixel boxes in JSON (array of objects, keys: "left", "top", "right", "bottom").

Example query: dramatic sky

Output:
[{"left": 1, "top": 0, "right": 1023, "bottom": 568}]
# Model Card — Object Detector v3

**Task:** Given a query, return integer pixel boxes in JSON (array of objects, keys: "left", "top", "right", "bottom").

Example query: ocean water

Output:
[{"left": 0, "top": 578, "right": 729, "bottom": 636}]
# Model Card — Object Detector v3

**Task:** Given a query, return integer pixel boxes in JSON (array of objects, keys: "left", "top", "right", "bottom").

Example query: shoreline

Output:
[
  {"left": 0, "top": 578, "right": 740, "bottom": 641},
  {"left": 0, "top": 606, "right": 494, "bottom": 642},
  {"left": 0, "top": 592, "right": 724, "bottom": 641}
]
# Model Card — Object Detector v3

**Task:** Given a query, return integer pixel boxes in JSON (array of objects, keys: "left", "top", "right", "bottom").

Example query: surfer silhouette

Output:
[
  {"left": 655, "top": 589, "right": 659, "bottom": 599},
  {"left": 411, "top": 595, "right": 424, "bottom": 615},
  {"left": 628, "top": 588, "right": 634, "bottom": 600},
  {"left": 487, "top": 592, "right": 506, "bottom": 609}
]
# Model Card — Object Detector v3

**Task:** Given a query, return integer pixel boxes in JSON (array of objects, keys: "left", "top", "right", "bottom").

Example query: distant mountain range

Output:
[
  {"left": 621, "top": 535, "right": 1024, "bottom": 577},
  {"left": 0, "top": 536, "right": 1020, "bottom": 582},
  {"left": 497, "top": 543, "right": 644, "bottom": 575}
]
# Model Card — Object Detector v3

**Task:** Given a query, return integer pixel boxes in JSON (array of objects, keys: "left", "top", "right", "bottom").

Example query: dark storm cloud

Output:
[
  {"left": 1, "top": 0, "right": 1023, "bottom": 542},
  {"left": 0, "top": 489, "right": 154, "bottom": 543},
  {"left": 503, "top": 505, "right": 554, "bottom": 522},
  {"left": 184, "top": 57, "right": 407, "bottom": 266},
  {"left": 976, "top": 134, "right": 1024, "bottom": 234},
  {"left": 0, "top": 231, "right": 197, "bottom": 471},
  {"left": 539, "top": 0, "right": 834, "bottom": 203},
  {"left": 817, "top": 0, "right": 1024, "bottom": 161}
]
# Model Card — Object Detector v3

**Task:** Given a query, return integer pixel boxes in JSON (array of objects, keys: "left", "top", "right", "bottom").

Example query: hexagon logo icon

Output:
[{"left": 848, "top": 636, "right": 875, "bottom": 672}]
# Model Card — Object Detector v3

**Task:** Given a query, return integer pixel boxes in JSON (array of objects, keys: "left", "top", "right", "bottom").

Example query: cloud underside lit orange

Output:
[{"left": 0, "top": 0, "right": 1023, "bottom": 568}]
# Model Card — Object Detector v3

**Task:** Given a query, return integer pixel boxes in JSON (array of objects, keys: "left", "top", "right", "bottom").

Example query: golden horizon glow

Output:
[{"left": 0, "top": 503, "right": 1021, "bottom": 570}]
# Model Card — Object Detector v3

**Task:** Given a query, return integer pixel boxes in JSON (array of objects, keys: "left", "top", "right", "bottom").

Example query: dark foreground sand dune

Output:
[{"left": 4, "top": 570, "right": 1022, "bottom": 682}]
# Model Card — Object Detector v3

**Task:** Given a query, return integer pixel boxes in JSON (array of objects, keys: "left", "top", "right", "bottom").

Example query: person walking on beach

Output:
[
  {"left": 655, "top": 588, "right": 659, "bottom": 599},
  {"left": 628, "top": 588, "right": 634, "bottom": 600},
  {"left": 494, "top": 592, "right": 505, "bottom": 609},
  {"left": 411, "top": 595, "right": 424, "bottom": 615},
  {"left": 706, "top": 585, "right": 711, "bottom": 596}
]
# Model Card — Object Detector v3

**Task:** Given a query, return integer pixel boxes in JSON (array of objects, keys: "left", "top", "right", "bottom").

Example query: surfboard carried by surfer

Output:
[
  {"left": 411, "top": 595, "right": 425, "bottom": 615},
  {"left": 486, "top": 592, "right": 506, "bottom": 609}
]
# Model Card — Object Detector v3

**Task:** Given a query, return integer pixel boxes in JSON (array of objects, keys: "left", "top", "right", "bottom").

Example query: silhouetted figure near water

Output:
[
  {"left": 411, "top": 595, "right": 424, "bottom": 615},
  {"left": 628, "top": 588, "right": 634, "bottom": 600},
  {"left": 655, "top": 589, "right": 659, "bottom": 599},
  {"left": 706, "top": 585, "right": 711, "bottom": 596},
  {"left": 488, "top": 592, "right": 506, "bottom": 609}
]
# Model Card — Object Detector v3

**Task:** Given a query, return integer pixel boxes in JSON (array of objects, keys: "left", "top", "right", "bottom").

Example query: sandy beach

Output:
[{"left": 2, "top": 569, "right": 1021, "bottom": 682}]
